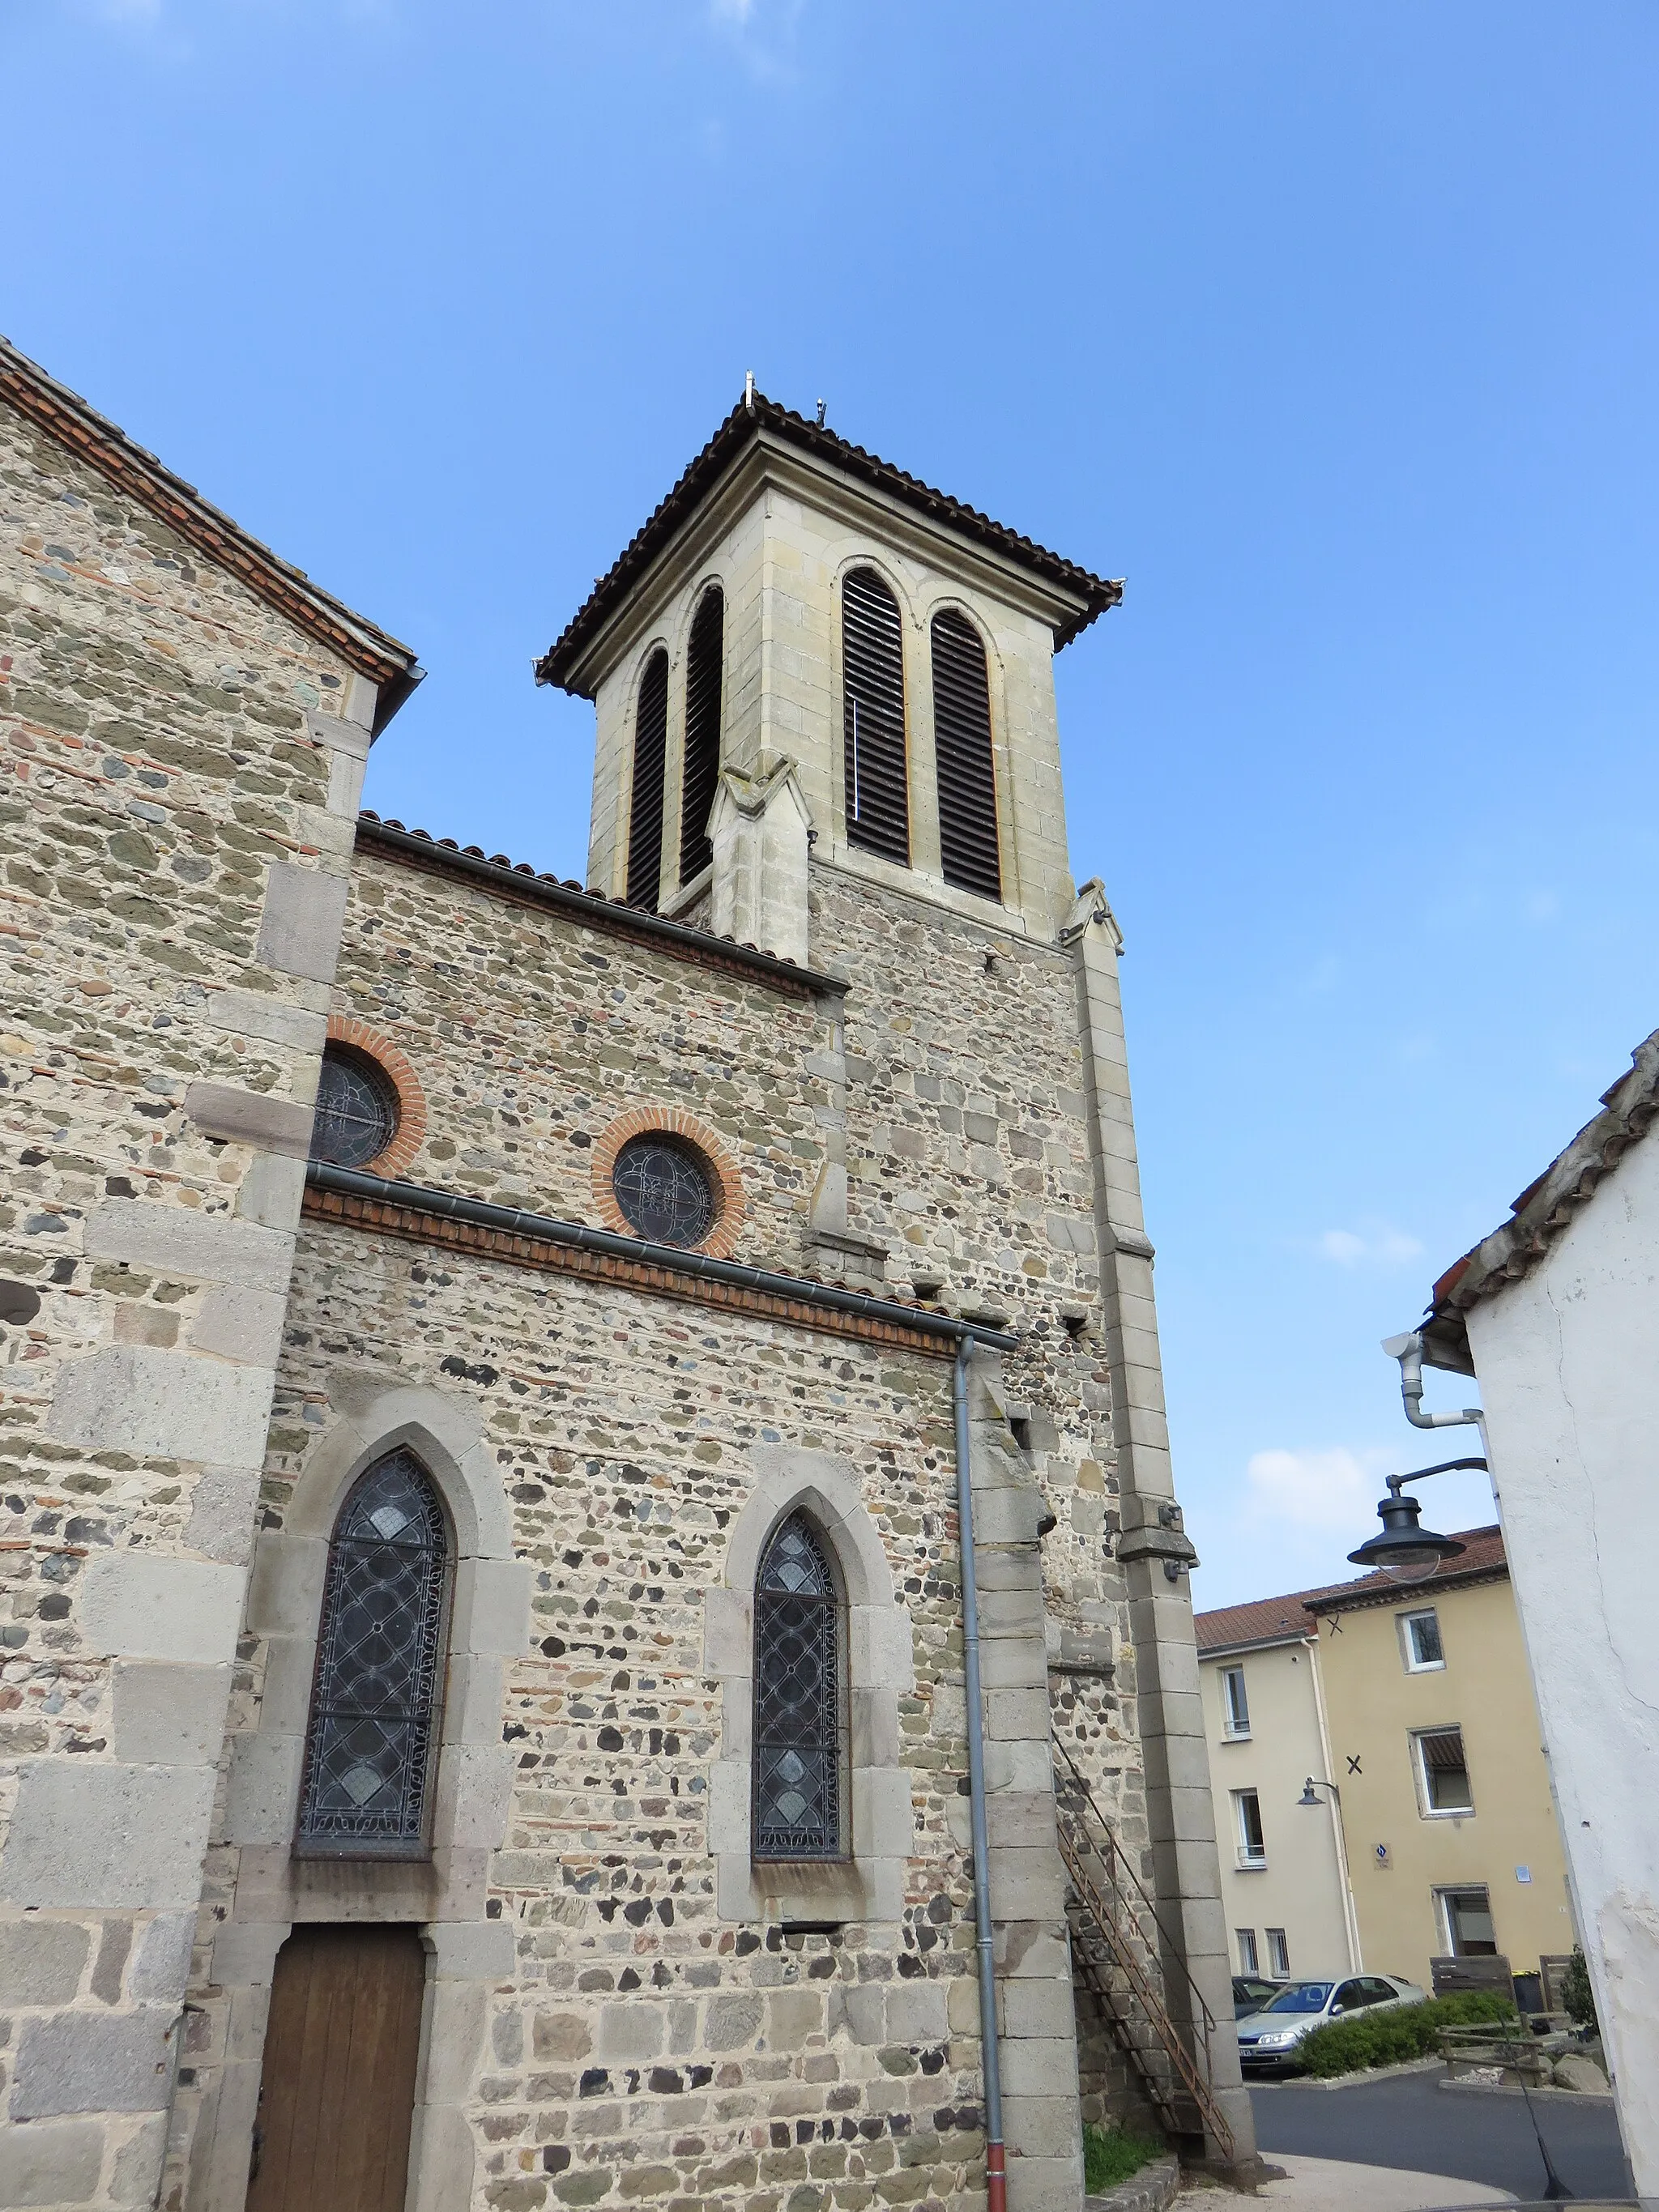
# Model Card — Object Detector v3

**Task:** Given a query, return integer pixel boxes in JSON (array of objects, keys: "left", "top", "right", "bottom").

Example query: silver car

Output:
[{"left": 1235, "top": 1973, "right": 1427, "bottom": 2072}]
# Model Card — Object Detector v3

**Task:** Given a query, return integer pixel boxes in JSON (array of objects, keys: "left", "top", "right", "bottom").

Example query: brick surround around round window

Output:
[
  {"left": 591, "top": 1106, "right": 745, "bottom": 1258},
  {"left": 325, "top": 1015, "right": 429, "bottom": 1180}
]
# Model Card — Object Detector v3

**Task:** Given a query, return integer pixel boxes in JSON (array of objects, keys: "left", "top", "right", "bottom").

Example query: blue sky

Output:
[{"left": 11, "top": 1, "right": 1657, "bottom": 1605}]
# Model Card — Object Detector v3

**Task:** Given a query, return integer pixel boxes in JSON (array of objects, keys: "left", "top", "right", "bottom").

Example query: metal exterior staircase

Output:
[{"left": 1052, "top": 1733, "right": 1235, "bottom": 2163}]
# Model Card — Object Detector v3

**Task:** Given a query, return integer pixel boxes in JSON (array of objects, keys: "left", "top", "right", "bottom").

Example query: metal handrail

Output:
[
  {"left": 1052, "top": 1732, "right": 1234, "bottom": 2162},
  {"left": 1051, "top": 1733, "right": 1220, "bottom": 2044}
]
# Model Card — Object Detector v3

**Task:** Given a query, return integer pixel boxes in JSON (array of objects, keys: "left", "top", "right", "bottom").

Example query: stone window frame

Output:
[
  {"left": 323, "top": 1014, "right": 429, "bottom": 1179},
  {"left": 703, "top": 1447, "right": 915, "bottom": 1924},
  {"left": 200, "top": 1380, "right": 531, "bottom": 2212},
  {"left": 590, "top": 1104, "right": 746, "bottom": 1259}
]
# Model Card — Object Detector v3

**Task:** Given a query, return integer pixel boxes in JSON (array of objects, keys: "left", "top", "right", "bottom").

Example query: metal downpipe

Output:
[{"left": 953, "top": 1338, "right": 1006, "bottom": 2212}]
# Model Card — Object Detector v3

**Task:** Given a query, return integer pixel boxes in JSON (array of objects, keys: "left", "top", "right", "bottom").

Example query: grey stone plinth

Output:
[
  {"left": 0, "top": 1764, "right": 216, "bottom": 1909},
  {"left": 256, "top": 861, "right": 350, "bottom": 982},
  {"left": 0, "top": 2118, "right": 107, "bottom": 2205},
  {"left": 11, "top": 2005, "right": 178, "bottom": 2117}
]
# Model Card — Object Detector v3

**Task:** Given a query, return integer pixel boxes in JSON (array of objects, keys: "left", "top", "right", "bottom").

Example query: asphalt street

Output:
[{"left": 1250, "top": 2070, "right": 1631, "bottom": 2205}]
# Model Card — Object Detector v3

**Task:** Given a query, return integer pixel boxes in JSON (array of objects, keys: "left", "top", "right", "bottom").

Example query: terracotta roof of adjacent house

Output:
[
  {"left": 1422, "top": 1029, "right": 1659, "bottom": 1375},
  {"left": 1195, "top": 1586, "right": 1339, "bottom": 1655},
  {"left": 1196, "top": 1526, "right": 1509, "bottom": 1650},
  {"left": 534, "top": 388, "right": 1124, "bottom": 695},
  {"left": 1, "top": 335, "right": 422, "bottom": 734},
  {"left": 1303, "top": 1525, "right": 1508, "bottom": 1617}
]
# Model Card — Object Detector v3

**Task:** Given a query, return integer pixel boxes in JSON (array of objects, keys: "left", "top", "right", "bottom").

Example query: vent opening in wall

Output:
[
  {"left": 626, "top": 647, "right": 669, "bottom": 912},
  {"left": 680, "top": 586, "right": 724, "bottom": 884},
  {"left": 841, "top": 567, "right": 909, "bottom": 867},
  {"left": 931, "top": 607, "right": 1001, "bottom": 901}
]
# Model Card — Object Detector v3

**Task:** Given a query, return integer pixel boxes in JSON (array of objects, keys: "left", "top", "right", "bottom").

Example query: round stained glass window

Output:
[
  {"left": 311, "top": 1046, "right": 399, "bottom": 1170},
  {"left": 612, "top": 1135, "right": 716, "bottom": 1247}
]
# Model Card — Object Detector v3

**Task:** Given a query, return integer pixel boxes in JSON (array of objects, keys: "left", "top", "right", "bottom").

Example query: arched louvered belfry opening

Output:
[
  {"left": 931, "top": 608, "right": 1002, "bottom": 902},
  {"left": 296, "top": 1449, "right": 452, "bottom": 1859},
  {"left": 841, "top": 566, "right": 910, "bottom": 866},
  {"left": 680, "top": 586, "right": 724, "bottom": 885},
  {"left": 626, "top": 647, "right": 669, "bottom": 911},
  {"left": 752, "top": 1511, "right": 847, "bottom": 1861}
]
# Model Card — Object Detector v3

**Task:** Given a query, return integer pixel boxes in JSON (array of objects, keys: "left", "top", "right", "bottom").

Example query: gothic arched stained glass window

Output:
[
  {"left": 753, "top": 1513, "right": 845, "bottom": 1861},
  {"left": 296, "top": 1450, "right": 451, "bottom": 1859}
]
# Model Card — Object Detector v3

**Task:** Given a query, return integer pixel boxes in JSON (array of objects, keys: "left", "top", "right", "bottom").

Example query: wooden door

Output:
[{"left": 247, "top": 1924, "right": 426, "bottom": 2212}]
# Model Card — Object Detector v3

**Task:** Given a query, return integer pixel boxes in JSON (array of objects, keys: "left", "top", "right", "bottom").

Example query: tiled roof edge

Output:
[
  {"left": 1, "top": 334, "right": 422, "bottom": 734},
  {"left": 1423, "top": 1028, "right": 1659, "bottom": 1367},
  {"left": 534, "top": 390, "right": 1124, "bottom": 693},
  {"left": 354, "top": 812, "right": 848, "bottom": 999}
]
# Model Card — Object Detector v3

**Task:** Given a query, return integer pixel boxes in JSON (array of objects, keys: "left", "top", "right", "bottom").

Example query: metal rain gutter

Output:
[{"left": 304, "top": 1162, "right": 1013, "bottom": 1350}]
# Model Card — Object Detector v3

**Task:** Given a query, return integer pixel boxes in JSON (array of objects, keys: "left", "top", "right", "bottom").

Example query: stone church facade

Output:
[{"left": 0, "top": 340, "right": 1252, "bottom": 2212}]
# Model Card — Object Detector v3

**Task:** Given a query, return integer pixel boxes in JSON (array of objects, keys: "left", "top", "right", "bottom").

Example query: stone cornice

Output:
[{"left": 301, "top": 1164, "right": 1014, "bottom": 1361}]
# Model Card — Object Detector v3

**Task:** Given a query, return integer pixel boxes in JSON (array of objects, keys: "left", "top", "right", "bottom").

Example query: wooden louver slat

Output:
[
  {"left": 626, "top": 648, "right": 669, "bottom": 912},
  {"left": 842, "top": 568, "right": 909, "bottom": 866},
  {"left": 930, "top": 608, "right": 1001, "bottom": 901},
  {"left": 680, "top": 586, "right": 724, "bottom": 884}
]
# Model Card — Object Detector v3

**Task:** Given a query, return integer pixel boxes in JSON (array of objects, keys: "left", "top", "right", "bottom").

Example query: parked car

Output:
[
  {"left": 1232, "top": 1975, "right": 1283, "bottom": 2019},
  {"left": 1235, "top": 1973, "right": 1427, "bottom": 2071}
]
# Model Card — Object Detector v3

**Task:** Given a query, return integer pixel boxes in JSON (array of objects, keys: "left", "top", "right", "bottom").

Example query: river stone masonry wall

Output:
[
  {"left": 164, "top": 839, "right": 1150, "bottom": 2212},
  {"left": 0, "top": 399, "right": 379, "bottom": 2210}
]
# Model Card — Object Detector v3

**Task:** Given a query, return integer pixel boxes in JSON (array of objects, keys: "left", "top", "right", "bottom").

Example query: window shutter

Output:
[
  {"left": 930, "top": 608, "right": 1001, "bottom": 901},
  {"left": 626, "top": 648, "right": 668, "bottom": 912},
  {"left": 680, "top": 587, "right": 723, "bottom": 884},
  {"left": 842, "top": 568, "right": 909, "bottom": 865}
]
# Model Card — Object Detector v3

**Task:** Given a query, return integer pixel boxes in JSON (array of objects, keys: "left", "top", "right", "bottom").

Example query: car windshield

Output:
[{"left": 1263, "top": 1982, "right": 1334, "bottom": 2014}]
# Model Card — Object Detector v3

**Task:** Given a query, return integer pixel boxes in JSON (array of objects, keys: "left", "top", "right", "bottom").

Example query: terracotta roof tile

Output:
[
  {"left": 1196, "top": 1526, "right": 1509, "bottom": 1649},
  {"left": 1, "top": 335, "right": 420, "bottom": 731},
  {"left": 1422, "top": 1029, "right": 1659, "bottom": 1373},
  {"left": 535, "top": 390, "right": 1122, "bottom": 695}
]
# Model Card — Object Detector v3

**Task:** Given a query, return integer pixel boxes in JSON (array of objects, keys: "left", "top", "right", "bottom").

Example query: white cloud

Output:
[
  {"left": 1316, "top": 1219, "right": 1422, "bottom": 1268},
  {"left": 1245, "top": 1446, "right": 1377, "bottom": 1533}
]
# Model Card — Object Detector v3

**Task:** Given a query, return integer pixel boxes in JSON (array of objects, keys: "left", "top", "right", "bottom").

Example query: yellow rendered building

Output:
[{"left": 1311, "top": 1527, "right": 1576, "bottom": 1992}]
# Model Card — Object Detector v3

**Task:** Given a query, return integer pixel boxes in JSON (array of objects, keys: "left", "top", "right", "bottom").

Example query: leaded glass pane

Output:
[
  {"left": 296, "top": 1451, "right": 450, "bottom": 1857},
  {"left": 612, "top": 1136, "right": 715, "bottom": 1247},
  {"left": 753, "top": 1514, "right": 842, "bottom": 1860},
  {"left": 311, "top": 1046, "right": 399, "bottom": 1170}
]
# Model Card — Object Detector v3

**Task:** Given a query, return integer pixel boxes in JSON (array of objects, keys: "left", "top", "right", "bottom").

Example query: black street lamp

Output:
[
  {"left": 1298, "top": 1776, "right": 1340, "bottom": 1809},
  {"left": 1346, "top": 1458, "right": 1485, "bottom": 1583}
]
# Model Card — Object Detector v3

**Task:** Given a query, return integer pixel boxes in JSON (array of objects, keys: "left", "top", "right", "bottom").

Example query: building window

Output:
[
  {"left": 930, "top": 608, "right": 1000, "bottom": 901},
  {"left": 842, "top": 567, "right": 910, "bottom": 866},
  {"left": 1413, "top": 1725, "right": 1473, "bottom": 1816},
  {"left": 753, "top": 1513, "right": 845, "bottom": 1861},
  {"left": 1235, "top": 1929, "right": 1260, "bottom": 1975},
  {"left": 680, "top": 585, "right": 724, "bottom": 884},
  {"left": 1233, "top": 1788, "right": 1266, "bottom": 1869},
  {"left": 627, "top": 646, "right": 669, "bottom": 912},
  {"left": 310, "top": 1044, "right": 399, "bottom": 1170},
  {"left": 1399, "top": 1607, "right": 1445, "bottom": 1672},
  {"left": 611, "top": 1135, "right": 717, "bottom": 1248},
  {"left": 1220, "top": 1664, "right": 1251, "bottom": 1739},
  {"left": 1267, "top": 1927, "right": 1290, "bottom": 1979},
  {"left": 296, "top": 1449, "right": 451, "bottom": 1859},
  {"left": 1437, "top": 1886, "right": 1498, "bottom": 1957}
]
